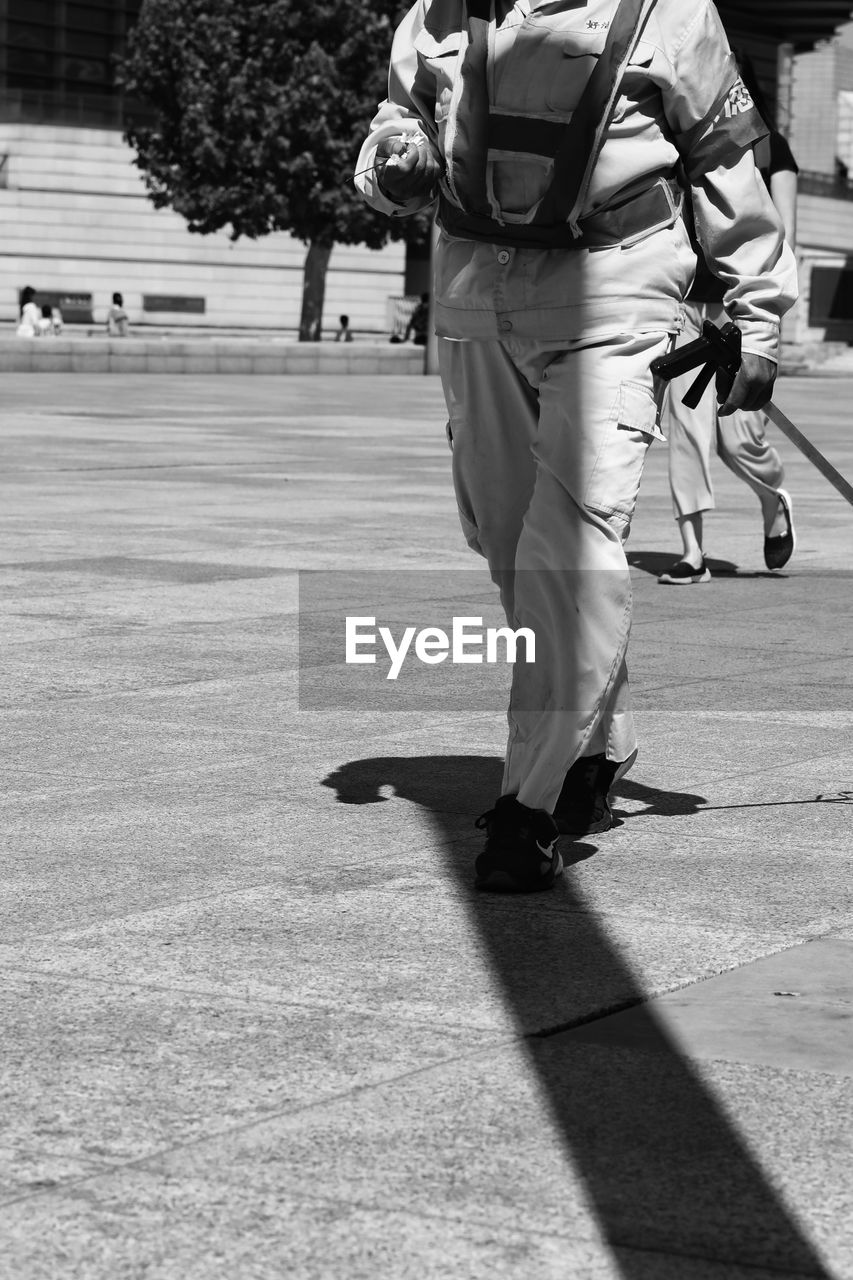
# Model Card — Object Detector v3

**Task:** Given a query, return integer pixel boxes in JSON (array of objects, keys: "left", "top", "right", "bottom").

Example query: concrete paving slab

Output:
[
  {"left": 0, "top": 788, "right": 466, "bottom": 941},
  {"left": 0, "top": 688, "right": 289, "bottom": 764},
  {"left": 0, "top": 707, "right": 276, "bottom": 782},
  {"left": 611, "top": 741, "right": 851, "bottom": 836},
  {"left": 6, "top": 1036, "right": 841, "bottom": 1278},
  {"left": 626, "top": 709, "right": 850, "bottom": 783},
  {"left": 634, "top": 572, "right": 853, "bottom": 626},
  {"left": 0, "top": 872, "right": 809, "bottom": 1037},
  {"left": 0, "top": 1183, "right": 832, "bottom": 1280},
  {"left": 1, "top": 972, "right": 506, "bottom": 1202},
  {"left": 657, "top": 704, "right": 851, "bottom": 732},
  {"left": 2, "top": 372, "right": 852, "bottom": 1277},
  {"left": 1, "top": 618, "right": 295, "bottom": 705},
  {"left": 519, "top": 1045, "right": 852, "bottom": 1277},
  {"left": 0, "top": 1185, "right": 623, "bottom": 1280},
  {"left": 564, "top": 826, "right": 849, "bottom": 936},
  {"left": 632, "top": 669, "right": 852, "bottom": 717},
  {"left": 553, "top": 937, "right": 853, "bottom": 1075}
]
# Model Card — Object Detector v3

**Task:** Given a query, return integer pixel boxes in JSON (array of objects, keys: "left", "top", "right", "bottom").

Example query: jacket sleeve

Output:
[
  {"left": 688, "top": 151, "right": 798, "bottom": 360},
  {"left": 353, "top": 1, "right": 442, "bottom": 219},
  {"left": 660, "top": 0, "right": 798, "bottom": 361}
]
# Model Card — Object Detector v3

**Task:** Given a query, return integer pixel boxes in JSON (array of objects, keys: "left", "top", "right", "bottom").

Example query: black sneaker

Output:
[
  {"left": 474, "top": 795, "right": 563, "bottom": 893},
  {"left": 658, "top": 557, "right": 711, "bottom": 584},
  {"left": 553, "top": 753, "right": 619, "bottom": 836},
  {"left": 763, "top": 489, "right": 795, "bottom": 570}
]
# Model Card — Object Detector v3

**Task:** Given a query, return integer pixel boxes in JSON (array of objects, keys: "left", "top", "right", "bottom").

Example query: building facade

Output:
[
  {"left": 787, "top": 23, "right": 853, "bottom": 343},
  {"left": 1, "top": 2, "right": 852, "bottom": 342},
  {"left": 0, "top": 0, "right": 404, "bottom": 336}
]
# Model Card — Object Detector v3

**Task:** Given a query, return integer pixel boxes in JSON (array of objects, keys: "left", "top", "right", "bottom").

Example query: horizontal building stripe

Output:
[{"left": 0, "top": 250, "right": 402, "bottom": 277}]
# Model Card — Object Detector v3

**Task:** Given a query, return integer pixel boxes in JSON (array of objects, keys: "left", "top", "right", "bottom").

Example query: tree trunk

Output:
[{"left": 298, "top": 241, "right": 332, "bottom": 341}]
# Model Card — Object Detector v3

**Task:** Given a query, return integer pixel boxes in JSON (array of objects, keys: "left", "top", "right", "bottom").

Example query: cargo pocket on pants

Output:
[{"left": 584, "top": 379, "right": 665, "bottom": 535}]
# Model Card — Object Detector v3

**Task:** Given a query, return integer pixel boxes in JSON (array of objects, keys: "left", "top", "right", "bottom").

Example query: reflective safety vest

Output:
[{"left": 437, "top": 0, "right": 661, "bottom": 246}]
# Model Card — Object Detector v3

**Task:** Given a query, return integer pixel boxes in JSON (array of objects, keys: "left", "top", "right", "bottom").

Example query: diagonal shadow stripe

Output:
[{"left": 323, "top": 754, "right": 832, "bottom": 1279}]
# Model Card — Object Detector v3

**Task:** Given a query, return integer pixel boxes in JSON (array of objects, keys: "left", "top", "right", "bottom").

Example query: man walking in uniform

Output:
[{"left": 355, "top": 0, "right": 797, "bottom": 892}]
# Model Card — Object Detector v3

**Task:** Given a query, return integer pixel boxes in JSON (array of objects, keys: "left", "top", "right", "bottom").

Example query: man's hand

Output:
[
  {"left": 375, "top": 137, "right": 440, "bottom": 203},
  {"left": 718, "top": 352, "right": 777, "bottom": 416}
]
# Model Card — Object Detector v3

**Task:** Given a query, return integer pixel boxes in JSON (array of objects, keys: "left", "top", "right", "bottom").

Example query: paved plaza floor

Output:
[{"left": 1, "top": 369, "right": 852, "bottom": 1278}]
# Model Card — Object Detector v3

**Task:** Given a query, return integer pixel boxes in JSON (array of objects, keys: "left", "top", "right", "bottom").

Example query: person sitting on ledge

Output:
[
  {"left": 335, "top": 314, "right": 355, "bottom": 342},
  {"left": 106, "top": 292, "right": 129, "bottom": 338}
]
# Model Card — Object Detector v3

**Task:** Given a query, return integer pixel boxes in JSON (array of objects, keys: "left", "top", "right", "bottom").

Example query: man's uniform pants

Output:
[
  {"left": 667, "top": 301, "right": 785, "bottom": 519},
  {"left": 439, "top": 328, "right": 671, "bottom": 814}
]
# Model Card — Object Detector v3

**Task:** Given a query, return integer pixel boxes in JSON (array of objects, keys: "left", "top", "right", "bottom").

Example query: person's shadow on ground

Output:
[
  {"left": 613, "top": 776, "right": 708, "bottom": 821},
  {"left": 322, "top": 753, "right": 831, "bottom": 1279}
]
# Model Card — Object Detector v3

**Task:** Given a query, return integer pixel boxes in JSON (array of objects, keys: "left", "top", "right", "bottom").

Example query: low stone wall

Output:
[
  {"left": 0, "top": 338, "right": 427, "bottom": 375},
  {"left": 2, "top": 335, "right": 843, "bottom": 376}
]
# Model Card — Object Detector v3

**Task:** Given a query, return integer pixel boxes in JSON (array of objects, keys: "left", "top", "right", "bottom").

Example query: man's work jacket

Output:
[{"left": 354, "top": 0, "right": 797, "bottom": 360}]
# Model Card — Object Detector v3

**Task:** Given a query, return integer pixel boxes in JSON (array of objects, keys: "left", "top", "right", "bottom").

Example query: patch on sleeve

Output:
[
  {"left": 723, "top": 77, "right": 755, "bottom": 119},
  {"left": 679, "top": 75, "right": 768, "bottom": 181}
]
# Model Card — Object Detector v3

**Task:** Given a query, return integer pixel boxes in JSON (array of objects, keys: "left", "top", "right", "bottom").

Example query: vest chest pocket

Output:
[{"left": 540, "top": 31, "right": 607, "bottom": 113}]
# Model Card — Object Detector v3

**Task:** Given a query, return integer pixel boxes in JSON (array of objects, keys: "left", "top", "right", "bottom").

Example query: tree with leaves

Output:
[{"left": 119, "top": 0, "right": 427, "bottom": 338}]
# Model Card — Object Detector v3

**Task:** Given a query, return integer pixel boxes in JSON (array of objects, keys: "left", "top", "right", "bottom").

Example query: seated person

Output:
[{"left": 106, "top": 292, "right": 129, "bottom": 337}]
